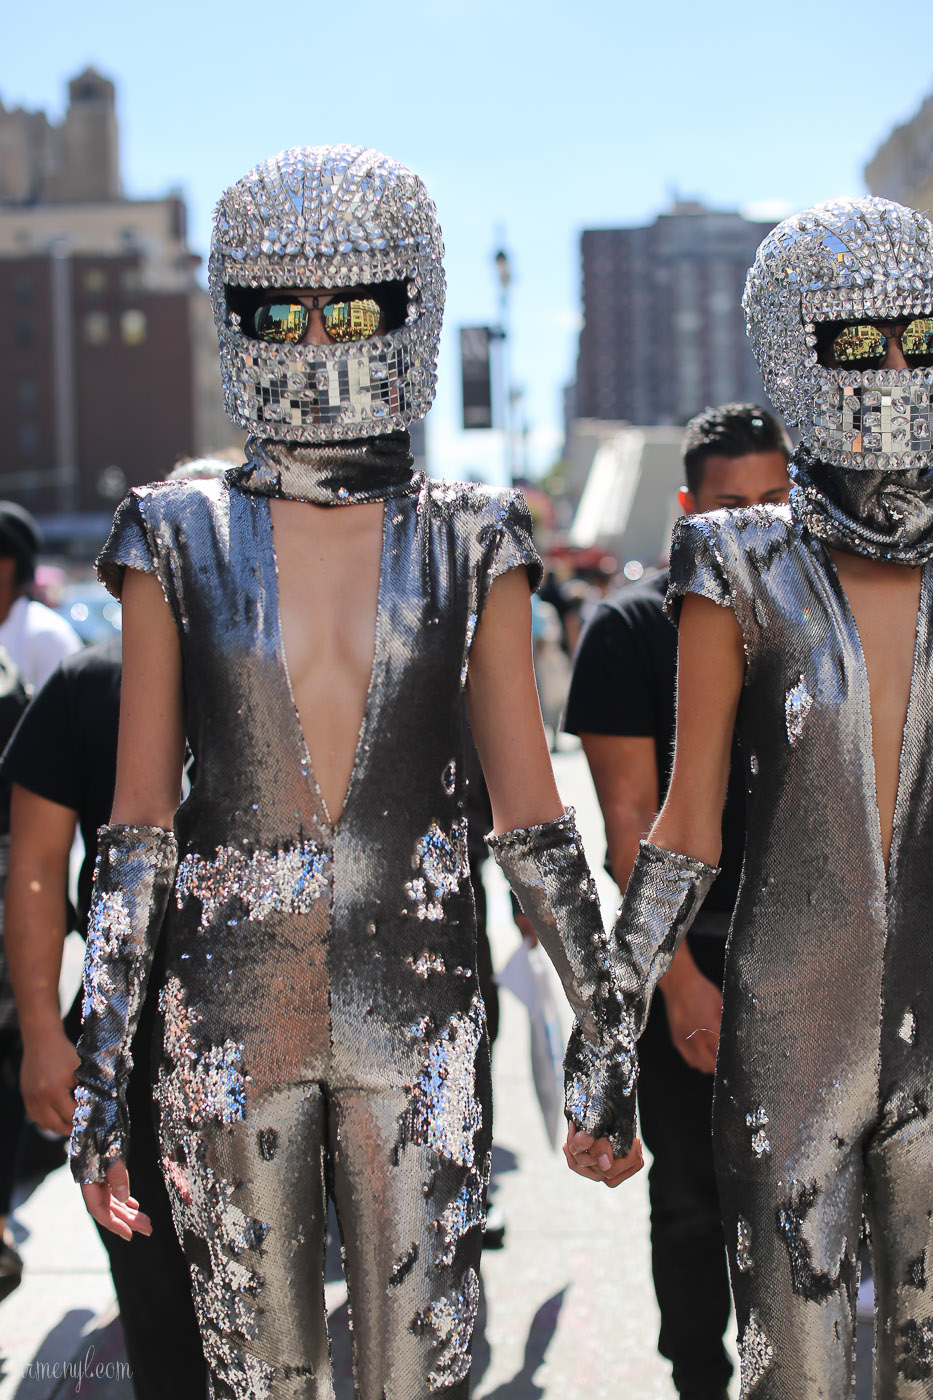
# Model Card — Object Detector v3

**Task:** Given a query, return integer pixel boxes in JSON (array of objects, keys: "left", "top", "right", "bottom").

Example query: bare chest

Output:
[
  {"left": 269, "top": 498, "right": 385, "bottom": 821},
  {"left": 827, "top": 549, "right": 924, "bottom": 862}
]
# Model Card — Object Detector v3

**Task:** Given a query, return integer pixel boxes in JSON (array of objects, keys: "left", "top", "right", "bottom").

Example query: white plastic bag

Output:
[{"left": 496, "top": 940, "right": 564, "bottom": 1148}]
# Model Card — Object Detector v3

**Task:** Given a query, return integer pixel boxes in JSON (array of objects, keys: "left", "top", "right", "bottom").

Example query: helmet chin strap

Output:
[{"left": 789, "top": 446, "right": 933, "bottom": 564}]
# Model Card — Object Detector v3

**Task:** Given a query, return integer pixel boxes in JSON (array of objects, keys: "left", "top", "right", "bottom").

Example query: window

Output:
[
  {"left": 121, "top": 309, "right": 147, "bottom": 345},
  {"left": 18, "top": 423, "right": 37, "bottom": 455},
  {"left": 14, "top": 273, "right": 33, "bottom": 304},
  {"left": 83, "top": 268, "right": 107, "bottom": 295},
  {"left": 16, "top": 378, "right": 37, "bottom": 411},
  {"left": 84, "top": 312, "right": 109, "bottom": 346},
  {"left": 15, "top": 322, "right": 33, "bottom": 348}
]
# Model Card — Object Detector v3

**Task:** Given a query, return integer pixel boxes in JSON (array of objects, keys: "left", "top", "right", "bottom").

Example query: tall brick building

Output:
[
  {"left": 0, "top": 69, "right": 238, "bottom": 545},
  {"left": 572, "top": 202, "right": 776, "bottom": 428}
]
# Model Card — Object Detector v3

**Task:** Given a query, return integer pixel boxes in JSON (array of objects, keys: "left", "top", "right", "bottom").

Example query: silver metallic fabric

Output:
[
  {"left": 231, "top": 432, "right": 415, "bottom": 505},
  {"left": 486, "top": 809, "right": 641, "bottom": 1156},
  {"left": 668, "top": 503, "right": 933, "bottom": 1398},
  {"left": 612, "top": 839, "right": 719, "bottom": 1037},
  {"left": 788, "top": 447, "right": 933, "bottom": 564},
  {"left": 210, "top": 145, "right": 445, "bottom": 442},
  {"left": 84, "top": 458, "right": 542, "bottom": 1398},
  {"left": 70, "top": 824, "right": 178, "bottom": 1184},
  {"left": 743, "top": 197, "right": 933, "bottom": 470}
]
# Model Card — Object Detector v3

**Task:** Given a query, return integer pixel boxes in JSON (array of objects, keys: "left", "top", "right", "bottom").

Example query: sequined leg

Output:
[
  {"left": 717, "top": 1148, "right": 862, "bottom": 1399},
  {"left": 713, "top": 1007, "right": 866, "bottom": 1400},
  {"left": 159, "top": 1079, "right": 333, "bottom": 1400},
  {"left": 329, "top": 1048, "right": 492, "bottom": 1398},
  {"left": 865, "top": 1094, "right": 933, "bottom": 1395}
]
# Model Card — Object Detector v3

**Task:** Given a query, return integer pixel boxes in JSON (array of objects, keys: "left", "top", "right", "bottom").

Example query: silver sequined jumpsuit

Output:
[
  {"left": 97, "top": 468, "right": 541, "bottom": 1400},
  {"left": 669, "top": 503, "right": 933, "bottom": 1398}
]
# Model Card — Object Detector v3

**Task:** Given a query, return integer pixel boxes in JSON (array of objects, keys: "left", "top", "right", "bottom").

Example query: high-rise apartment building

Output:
[
  {"left": 572, "top": 202, "right": 776, "bottom": 428},
  {"left": 0, "top": 68, "right": 239, "bottom": 545},
  {"left": 865, "top": 91, "right": 933, "bottom": 215}
]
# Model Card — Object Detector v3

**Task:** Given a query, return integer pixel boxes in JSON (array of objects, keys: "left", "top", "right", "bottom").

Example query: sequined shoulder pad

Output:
[
  {"left": 666, "top": 504, "right": 795, "bottom": 636},
  {"left": 423, "top": 479, "right": 543, "bottom": 609},
  {"left": 96, "top": 479, "right": 228, "bottom": 602}
]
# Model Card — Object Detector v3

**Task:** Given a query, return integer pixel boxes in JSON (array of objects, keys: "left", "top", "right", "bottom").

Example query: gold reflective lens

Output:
[
  {"left": 901, "top": 318, "right": 933, "bottom": 364},
  {"left": 323, "top": 298, "right": 381, "bottom": 343},
  {"left": 831, "top": 324, "right": 886, "bottom": 366},
  {"left": 254, "top": 302, "right": 310, "bottom": 344}
]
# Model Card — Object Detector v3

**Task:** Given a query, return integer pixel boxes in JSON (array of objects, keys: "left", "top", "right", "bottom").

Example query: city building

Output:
[
  {"left": 865, "top": 91, "right": 933, "bottom": 215},
  {"left": 571, "top": 202, "right": 776, "bottom": 428},
  {"left": 0, "top": 68, "right": 240, "bottom": 549}
]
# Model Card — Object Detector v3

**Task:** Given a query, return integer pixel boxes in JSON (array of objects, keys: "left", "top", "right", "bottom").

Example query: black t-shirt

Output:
[
  {"left": 0, "top": 636, "right": 121, "bottom": 930},
  {"left": 563, "top": 570, "right": 745, "bottom": 914}
]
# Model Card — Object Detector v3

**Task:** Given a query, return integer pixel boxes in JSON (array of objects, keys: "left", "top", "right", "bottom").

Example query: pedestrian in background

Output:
[
  {"left": 0, "top": 648, "right": 29, "bottom": 1299},
  {"left": 0, "top": 503, "right": 79, "bottom": 1299},
  {"left": 0, "top": 460, "right": 227, "bottom": 1384},
  {"left": 0, "top": 503, "right": 80, "bottom": 691}
]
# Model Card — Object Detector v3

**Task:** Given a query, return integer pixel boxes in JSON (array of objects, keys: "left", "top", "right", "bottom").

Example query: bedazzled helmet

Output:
[
  {"left": 209, "top": 145, "right": 445, "bottom": 442},
  {"left": 743, "top": 197, "right": 933, "bottom": 469}
]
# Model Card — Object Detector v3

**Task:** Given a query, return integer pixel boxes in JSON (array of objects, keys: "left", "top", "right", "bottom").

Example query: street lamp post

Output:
[{"left": 493, "top": 246, "right": 514, "bottom": 486}]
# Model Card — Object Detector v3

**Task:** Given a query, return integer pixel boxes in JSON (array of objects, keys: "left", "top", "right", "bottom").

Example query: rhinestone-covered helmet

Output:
[
  {"left": 743, "top": 197, "right": 933, "bottom": 470},
  {"left": 209, "top": 145, "right": 445, "bottom": 442}
]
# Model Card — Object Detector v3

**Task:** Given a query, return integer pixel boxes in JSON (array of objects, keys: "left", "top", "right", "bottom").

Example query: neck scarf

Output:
[
  {"left": 789, "top": 447, "right": 933, "bottom": 565},
  {"left": 229, "top": 432, "right": 418, "bottom": 506}
]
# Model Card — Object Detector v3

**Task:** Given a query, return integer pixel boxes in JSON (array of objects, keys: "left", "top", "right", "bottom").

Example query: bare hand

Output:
[
  {"left": 80, "top": 1160, "right": 152, "bottom": 1241},
  {"left": 20, "top": 1028, "right": 80, "bottom": 1136},
  {"left": 563, "top": 1122, "right": 644, "bottom": 1187},
  {"left": 660, "top": 967, "right": 722, "bottom": 1074},
  {"left": 514, "top": 911, "right": 538, "bottom": 947}
]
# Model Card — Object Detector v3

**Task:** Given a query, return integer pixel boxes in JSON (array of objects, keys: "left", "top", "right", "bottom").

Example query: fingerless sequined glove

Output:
[
  {"left": 487, "top": 809, "right": 636, "bottom": 1155},
  {"left": 70, "top": 824, "right": 178, "bottom": 1184},
  {"left": 613, "top": 839, "right": 720, "bottom": 1039}
]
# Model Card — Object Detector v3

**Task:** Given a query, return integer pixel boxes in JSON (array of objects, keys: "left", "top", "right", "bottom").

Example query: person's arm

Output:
[
  {"left": 467, "top": 567, "right": 643, "bottom": 1187},
  {"left": 110, "top": 569, "right": 186, "bottom": 827},
  {"left": 77, "top": 568, "right": 184, "bottom": 1240},
  {"left": 580, "top": 732, "right": 657, "bottom": 882},
  {"left": 6, "top": 786, "right": 80, "bottom": 1135},
  {"left": 465, "top": 567, "right": 563, "bottom": 835},
  {"left": 651, "top": 592, "right": 744, "bottom": 863},
  {"left": 581, "top": 732, "right": 723, "bottom": 1075}
]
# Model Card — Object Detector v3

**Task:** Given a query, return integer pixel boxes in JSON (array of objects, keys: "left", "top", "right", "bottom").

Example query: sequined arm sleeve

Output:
[
  {"left": 611, "top": 840, "right": 719, "bottom": 1038},
  {"left": 664, "top": 512, "right": 735, "bottom": 625},
  {"left": 489, "top": 816, "right": 720, "bottom": 1156},
  {"left": 70, "top": 824, "right": 178, "bottom": 1184},
  {"left": 95, "top": 492, "right": 158, "bottom": 601},
  {"left": 480, "top": 490, "right": 544, "bottom": 610},
  {"left": 487, "top": 809, "right": 637, "bottom": 1155}
]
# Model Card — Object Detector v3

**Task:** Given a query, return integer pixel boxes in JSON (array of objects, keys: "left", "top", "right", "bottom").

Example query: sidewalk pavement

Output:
[{"left": 0, "top": 746, "right": 871, "bottom": 1398}]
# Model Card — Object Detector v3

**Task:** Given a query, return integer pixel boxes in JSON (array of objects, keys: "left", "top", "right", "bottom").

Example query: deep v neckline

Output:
[
  {"left": 266, "top": 499, "right": 391, "bottom": 832},
  {"left": 819, "top": 545, "right": 930, "bottom": 886}
]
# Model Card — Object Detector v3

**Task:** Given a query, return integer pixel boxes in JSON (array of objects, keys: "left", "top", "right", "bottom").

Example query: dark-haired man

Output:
[{"left": 564, "top": 403, "right": 790, "bottom": 1400}]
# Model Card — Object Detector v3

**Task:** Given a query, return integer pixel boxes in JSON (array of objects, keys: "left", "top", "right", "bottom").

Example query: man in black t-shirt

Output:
[
  {"left": 564, "top": 404, "right": 790, "bottom": 1400},
  {"left": 1, "top": 638, "right": 206, "bottom": 1399}
]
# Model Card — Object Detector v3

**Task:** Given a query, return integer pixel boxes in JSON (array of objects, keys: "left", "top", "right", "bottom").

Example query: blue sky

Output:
[{"left": 3, "top": 0, "right": 932, "bottom": 481}]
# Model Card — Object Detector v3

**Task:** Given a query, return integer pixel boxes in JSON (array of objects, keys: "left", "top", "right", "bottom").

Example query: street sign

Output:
[{"left": 460, "top": 326, "right": 494, "bottom": 429}]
